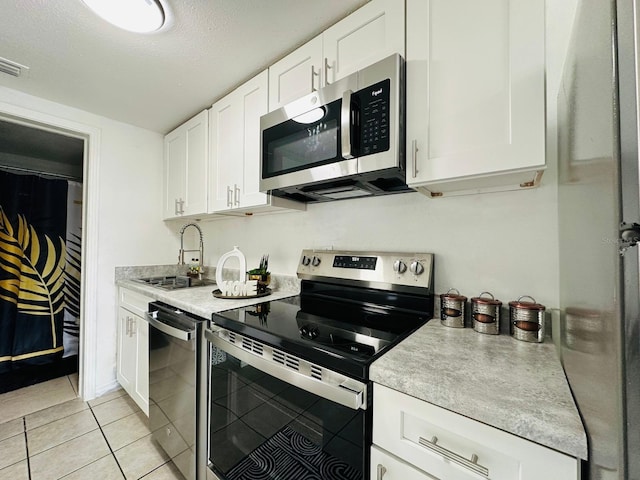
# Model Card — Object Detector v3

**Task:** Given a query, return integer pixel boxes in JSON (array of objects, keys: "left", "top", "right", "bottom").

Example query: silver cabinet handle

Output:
[
  {"left": 226, "top": 186, "right": 233, "bottom": 207},
  {"left": 125, "top": 317, "right": 130, "bottom": 336},
  {"left": 376, "top": 464, "right": 387, "bottom": 480},
  {"left": 174, "top": 198, "right": 180, "bottom": 215},
  {"left": 311, "top": 65, "right": 319, "bottom": 92},
  {"left": 234, "top": 184, "right": 240, "bottom": 206},
  {"left": 324, "top": 57, "right": 332, "bottom": 84},
  {"left": 130, "top": 317, "right": 136, "bottom": 336},
  {"left": 341, "top": 89, "right": 354, "bottom": 159},
  {"left": 411, "top": 139, "right": 419, "bottom": 178},
  {"left": 177, "top": 198, "right": 184, "bottom": 215},
  {"left": 418, "top": 436, "right": 489, "bottom": 478}
]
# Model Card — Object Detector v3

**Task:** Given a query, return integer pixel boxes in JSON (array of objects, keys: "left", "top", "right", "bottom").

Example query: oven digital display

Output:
[{"left": 333, "top": 255, "right": 377, "bottom": 270}]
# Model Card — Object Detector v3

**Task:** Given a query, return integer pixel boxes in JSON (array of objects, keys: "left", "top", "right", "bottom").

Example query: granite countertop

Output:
[
  {"left": 370, "top": 320, "right": 588, "bottom": 460},
  {"left": 116, "top": 266, "right": 300, "bottom": 318}
]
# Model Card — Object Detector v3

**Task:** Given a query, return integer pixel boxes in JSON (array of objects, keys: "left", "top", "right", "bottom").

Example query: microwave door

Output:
[{"left": 260, "top": 97, "right": 358, "bottom": 192}]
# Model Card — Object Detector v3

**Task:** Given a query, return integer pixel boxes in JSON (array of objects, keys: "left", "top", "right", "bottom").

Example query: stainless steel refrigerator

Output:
[{"left": 558, "top": 0, "right": 640, "bottom": 478}]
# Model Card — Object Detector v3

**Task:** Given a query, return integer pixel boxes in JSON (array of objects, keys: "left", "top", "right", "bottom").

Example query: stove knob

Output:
[
  {"left": 410, "top": 261, "right": 424, "bottom": 275},
  {"left": 393, "top": 260, "right": 407, "bottom": 274},
  {"left": 299, "top": 325, "right": 319, "bottom": 339},
  {"left": 312, "top": 256, "right": 321, "bottom": 267},
  {"left": 301, "top": 255, "right": 311, "bottom": 266}
]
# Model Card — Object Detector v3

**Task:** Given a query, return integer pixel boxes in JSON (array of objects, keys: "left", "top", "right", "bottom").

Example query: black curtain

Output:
[{"left": 0, "top": 172, "right": 68, "bottom": 374}]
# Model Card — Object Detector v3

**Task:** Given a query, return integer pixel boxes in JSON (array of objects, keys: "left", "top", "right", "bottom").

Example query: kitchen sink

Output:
[{"left": 134, "top": 275, "right": 215, "bottom": 290}]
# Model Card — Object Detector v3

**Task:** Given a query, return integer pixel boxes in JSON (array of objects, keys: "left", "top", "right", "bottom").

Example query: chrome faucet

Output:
[{"left": 178, "top": 223, "right": 204, "bottom": 275}]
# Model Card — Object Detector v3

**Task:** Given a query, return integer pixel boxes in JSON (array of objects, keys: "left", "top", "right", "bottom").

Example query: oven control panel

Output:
[{"left": 297, "top": 249, "right": 433, "bottom": 291}]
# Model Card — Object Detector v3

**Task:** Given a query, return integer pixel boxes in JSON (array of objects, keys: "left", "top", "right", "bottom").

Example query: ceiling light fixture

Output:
[{"left": 81, "top": 0, "right": 166, "bottom": 33}]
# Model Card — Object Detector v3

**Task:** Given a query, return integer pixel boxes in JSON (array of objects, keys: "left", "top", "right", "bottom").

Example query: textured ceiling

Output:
[{"left": 0, "top": 0, "right": 369, "bottom": 134}]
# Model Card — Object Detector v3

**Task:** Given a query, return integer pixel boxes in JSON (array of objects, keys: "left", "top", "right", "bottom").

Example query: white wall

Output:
[
  {"left": 0, "top": 86, "right": 174, "bottom": 396},
  {"left": 172, "top": 0, "right": 579, "bottom": 313}
]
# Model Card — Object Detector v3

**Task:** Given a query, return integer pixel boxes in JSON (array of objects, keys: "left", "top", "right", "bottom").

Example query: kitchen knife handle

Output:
[{"left": 341, "top": 89, "right": 354, "bottom": 159}]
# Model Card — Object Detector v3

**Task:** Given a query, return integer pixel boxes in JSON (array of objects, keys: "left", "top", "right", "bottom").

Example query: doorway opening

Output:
[{"left": 0, "top": 118, "right": 85, "bottom": 395}]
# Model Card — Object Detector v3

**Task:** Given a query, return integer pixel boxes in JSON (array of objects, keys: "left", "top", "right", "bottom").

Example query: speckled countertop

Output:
[
  {"left": 370, "top": 320, "right": 588, "bottom": 460},
  {"left": 115, "top": 265, "right": 300, "bottom": 318}
]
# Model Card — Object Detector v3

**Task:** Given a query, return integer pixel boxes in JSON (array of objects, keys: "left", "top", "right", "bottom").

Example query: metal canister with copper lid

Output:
[
  {"left": 440, "top": 288, "right": 467, "bottom": 328},
  {"left": 471, "top": 292, "right": 502, "bottom": 335},
  {"left": 509, "top": 295, "right": 546, "bottom": 342}
]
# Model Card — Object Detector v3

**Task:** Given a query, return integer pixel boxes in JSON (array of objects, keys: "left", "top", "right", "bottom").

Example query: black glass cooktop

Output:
[{"left": 211, "top": 281, "right": 433, "bottom": 380}]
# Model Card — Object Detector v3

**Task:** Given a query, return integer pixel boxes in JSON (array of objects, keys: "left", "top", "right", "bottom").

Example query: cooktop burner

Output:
[{"left": 210, "top": 249, "right": 434, "bottom": 380}]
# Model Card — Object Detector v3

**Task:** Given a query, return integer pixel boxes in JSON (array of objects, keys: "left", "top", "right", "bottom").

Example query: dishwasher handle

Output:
[{"left": 145, "top": 312, "right": 193, "bottom": 341}]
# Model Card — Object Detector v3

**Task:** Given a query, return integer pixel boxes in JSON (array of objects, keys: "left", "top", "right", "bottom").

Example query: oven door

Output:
[{"left": 205, "top": 326, "right": 370, "bottom": 480}]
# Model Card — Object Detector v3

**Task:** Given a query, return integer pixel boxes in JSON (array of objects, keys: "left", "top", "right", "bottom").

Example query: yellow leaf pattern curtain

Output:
[{"left": 0, "top": 172, "right": 69, "bottom": 373}]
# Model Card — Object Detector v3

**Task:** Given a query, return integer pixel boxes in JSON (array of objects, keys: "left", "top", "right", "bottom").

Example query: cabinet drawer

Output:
[
  {"left": 371, "top": 446, "right": 435, "bottom": 480},
  {"left": 373, "top": 384, "right": 579, "bottom": 480},
  {"left": 119, "top": 288, "right": 152, "bottom": 317}
]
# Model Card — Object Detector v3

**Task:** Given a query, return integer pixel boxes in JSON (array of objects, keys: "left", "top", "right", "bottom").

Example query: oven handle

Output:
[
  {"left": 205, "top": 327, "right": 367, "bottom": 411},
  {"left": 145, "top": 312, "right": 193, "bottom": 341}
]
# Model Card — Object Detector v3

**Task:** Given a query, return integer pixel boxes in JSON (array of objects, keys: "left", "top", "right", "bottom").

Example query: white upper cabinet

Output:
[
  {"left": 268, "top": 0, "right": 405, "bottom": 111},
  {"left": 322, "top": 0, "right": 405, "bottom": 83},
  {"left": 405, "top": 0, "right": 546, "bottom": 196},
  {"left": 209, "top": 70, "right": 304, "bottom": 214},
  {"left": 268, "top": 37, "right": 323, "bottom": 111},
  {"left": 163, "top": 110, "right": 209, "bottom": 219}
]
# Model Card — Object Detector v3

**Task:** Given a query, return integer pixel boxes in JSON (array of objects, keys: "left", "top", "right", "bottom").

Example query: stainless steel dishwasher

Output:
[{"left": 146, "top": 301, "right": 208, "bottom": 480}]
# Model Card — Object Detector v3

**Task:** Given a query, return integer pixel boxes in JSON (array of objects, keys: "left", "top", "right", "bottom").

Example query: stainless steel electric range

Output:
[{"left": 204, "top": 249, "right": 434, "bottom": 480}]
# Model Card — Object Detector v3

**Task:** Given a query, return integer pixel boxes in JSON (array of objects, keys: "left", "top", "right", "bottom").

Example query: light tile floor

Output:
[{"left": 0, "top": 376, "right": 184, "bottom": 480}]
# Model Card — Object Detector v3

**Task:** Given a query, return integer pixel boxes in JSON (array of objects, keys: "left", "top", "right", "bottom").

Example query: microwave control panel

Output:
[{"left": 354, "top": 79, "right": 390, "bottom": 157}]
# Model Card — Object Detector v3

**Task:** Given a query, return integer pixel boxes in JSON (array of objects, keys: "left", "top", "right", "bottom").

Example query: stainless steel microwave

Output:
[{"left": 260, "top": 54, "right": 410, "bottom": 203}]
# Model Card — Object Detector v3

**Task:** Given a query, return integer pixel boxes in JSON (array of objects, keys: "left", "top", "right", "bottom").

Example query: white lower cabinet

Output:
[
  {"left": 372, "top": 384, "right": 580, "bottom": 480},
  {"left": 371, "top": 446, "right": 435, "bottom": 480},
  {"left": 117, "top": 287, "right": 151, "bottom": 415}
]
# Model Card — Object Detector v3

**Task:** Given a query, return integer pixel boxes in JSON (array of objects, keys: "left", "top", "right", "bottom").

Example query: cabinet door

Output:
[
  {"left": 371, "top": 446, "right": 436, "bottom": 480},
  {"left": 323, "top": 0, "right": 405, "bottom": 84},
  {"left": 116, "top": 307, "right": 137, "bottom": 394},
  {"left": 163, "top": 129, "right": 186, "bottom": 219},
  {"left": 182, "top": 110, "right": 209, "bottom": 216},
  {"left": 209, "top": 94, "right": 242, "bottom": 212},
  {"left": 163, "top": 110, "right": 209, "bottom": 219},
  {"left": 238, "top": 70, "right": 269, "bottom": 209},
  {"left": 268, "top": 36, "right": 323, "bottom": 111},
  {"left": 406, "top": 0, "right": 545, "bottom": 195}
]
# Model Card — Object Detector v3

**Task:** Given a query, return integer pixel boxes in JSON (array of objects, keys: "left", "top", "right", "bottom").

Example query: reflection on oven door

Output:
[{"left": 208, "top": 346, "right": 367, "bottom": 480}]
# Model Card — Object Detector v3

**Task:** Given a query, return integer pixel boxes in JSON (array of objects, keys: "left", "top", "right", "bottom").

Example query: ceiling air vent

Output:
[{"left": 0, "top": 57, "right": 29, "bottom": 78}]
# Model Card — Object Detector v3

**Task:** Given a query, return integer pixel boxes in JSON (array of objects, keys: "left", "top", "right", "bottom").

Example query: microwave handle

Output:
[{"left": 341, "top": 89, "right": 354, "bottom": 159}]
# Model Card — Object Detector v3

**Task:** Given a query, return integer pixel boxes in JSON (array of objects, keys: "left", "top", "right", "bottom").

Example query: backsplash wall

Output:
[{"left": 177, "top": 183, "right": 560, "bottom": 310}]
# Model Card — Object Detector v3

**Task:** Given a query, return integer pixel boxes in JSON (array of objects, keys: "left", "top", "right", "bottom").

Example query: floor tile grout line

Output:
[
  {"left": 89, "top": 404, "right": 127, "bottom": 479},
  {"left": 23, "top": 417, "right": 32, "bottom": 480}
]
